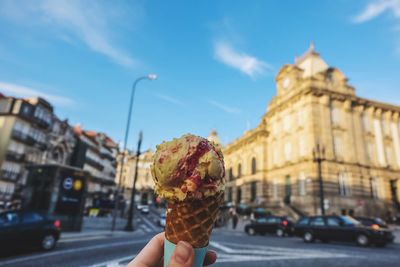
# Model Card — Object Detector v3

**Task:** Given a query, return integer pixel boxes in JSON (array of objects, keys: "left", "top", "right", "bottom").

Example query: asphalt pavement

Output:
[{"left": 0, "top": 211, "right": 399, "bottom": 267}]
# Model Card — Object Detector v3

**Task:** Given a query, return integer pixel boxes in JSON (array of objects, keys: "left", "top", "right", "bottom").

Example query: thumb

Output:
[{"left": 167, "top": 241, "right": 195, "bottom": 267}]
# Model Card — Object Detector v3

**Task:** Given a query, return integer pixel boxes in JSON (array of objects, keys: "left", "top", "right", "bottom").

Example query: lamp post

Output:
[
  {"left": 125, "top": 131, "right": 143, "bottom": 231},
  {"left": 111, "top": 74, "right": 157, "bottom": 232},
  {"left": 312, "top": 142, "right": 326, "bottom": 216}
]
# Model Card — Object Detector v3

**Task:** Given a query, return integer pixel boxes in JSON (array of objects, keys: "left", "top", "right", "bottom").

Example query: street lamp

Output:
[
  {"left": 312, "top": 142, "right": 326, "bottom": 216},
  {"left": 111, "top": 74, "right": 157, "bottom": 232}
]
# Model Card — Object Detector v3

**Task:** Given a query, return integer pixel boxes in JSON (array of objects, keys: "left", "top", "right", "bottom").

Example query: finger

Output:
[
  {"left": 128, "top": 232, "right": 165, "bottom": 267},
  {"left": 203, "top": 250, "right": 217, "bottom": 266},
  {"left": 167, "top": 241, "right": 194, "bottom": 267}
]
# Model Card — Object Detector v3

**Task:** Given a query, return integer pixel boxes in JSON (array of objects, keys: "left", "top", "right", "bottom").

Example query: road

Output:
[{"left": 0, "top": 211, "right": 399, "bottom": 267}]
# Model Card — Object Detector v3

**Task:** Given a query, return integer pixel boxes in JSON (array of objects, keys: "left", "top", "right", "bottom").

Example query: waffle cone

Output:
[{"left": 165, "top": 192, "right": 224, "bottom": 248}]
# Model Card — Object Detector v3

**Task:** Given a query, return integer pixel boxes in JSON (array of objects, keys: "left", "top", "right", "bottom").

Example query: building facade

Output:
[
  {"left": 0, "top": 95, "right": 54, "bottom": 208},
  {"left": 116, "top": 149, "right": 155, "bottom": 205},
  {"left": 224, "top": 44, "right": 400, "bottom": 218},
  {"left": 73, "top": 125, "right": 118, "bottom": 208}
]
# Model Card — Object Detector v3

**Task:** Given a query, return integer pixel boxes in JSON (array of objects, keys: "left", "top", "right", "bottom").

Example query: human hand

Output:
[{"left": 128, "top": 232, "right": 217, "bottom": 267}]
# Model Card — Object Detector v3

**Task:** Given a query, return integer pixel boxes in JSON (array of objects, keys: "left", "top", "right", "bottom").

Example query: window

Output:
[
  {"left": 298, "top": 172, "right": 306, "bottom": 196},
  {"left": 326, "top": 217, "right": 340, "bottom": 226},
  {"left": 310, "top": 217, "right": 325, "bottom": 226},
  {"left": 227, "top": 187, "right": 232, "bottom": 202},
  {"left": 283, "top": 115, "right": 291, "bottom": 132},
  {"left": 266, "top": 217, "right": 279, "bottom": 224},
  {"left": 273, "top": 179, "right": 279, "bottom": 199},
  {"left": 0, "top": 212, "right": 20, "bottom": 225},
  {"left": 338, "top": 172, "right": 350, "bottom": 196},
  {"left": 23, "top": 212, "right": 43, "bottom": 223},
  {"left": 333, "top": 135, "right": 343, "bottom": 158},
  {"left": 362, "top": 114, "right": 370, "bottom": 132},
  {"left": 366, "top": 142, "right": 374, "bottom": 162},
  {"left": 297, "top": 217, "right": 309, "bottom": 225},
  {"left": 284, "top": 142, "right": 292, "bottom": 161},
  {"left": 228, "top": 168, "right": 233, "bottom": 181},
  {"left": 331, "top": 107, "right": 341, "bottom": 126},
  {"left": 272, "top": 142, "right": 278, "bottom": 165},
  {"left": 386, "top": 146, "right": 394, "bottom": 167},
  {"left": 370, "top": 177, "right": 379, "bottom": 199},
  {"left": 251, "top": 157, "right": 257, "bottom": 175},
  {"left": 297, "top": 109, "right": 305, "bottom": 126},
  {"left": 237, "top": 164, "right": 242, "bottom": 178},
  {"left": 299, "top": 137, "right": 306, "bottom": 157},
  {"left": 250, "top": 181, "right": 257, "bottom": 202}
]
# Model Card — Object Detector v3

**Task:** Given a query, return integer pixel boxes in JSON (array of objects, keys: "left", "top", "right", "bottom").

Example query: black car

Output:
[
  {"left": 245, "top": 216, "right": 294, "bottom": 237},
  {"left": 294, "top": 215, "right": 394, "bottom": 247},
  {"left": 0, "top": 210, "right": 61, "bottom": 251}
]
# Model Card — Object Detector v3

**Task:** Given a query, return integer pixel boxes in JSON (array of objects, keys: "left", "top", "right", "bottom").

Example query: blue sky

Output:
[{"left": 0, "top": 0, "right": 399, "bottom": 150}]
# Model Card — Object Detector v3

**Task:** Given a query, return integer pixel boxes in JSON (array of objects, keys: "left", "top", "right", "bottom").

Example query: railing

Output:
[
  {"left": 35, "top": 116, "right": 51, "bottom": 128},
  {"left": 85, "top": 157, "right": 105, "bottom": 171},
  {"left": 0, "top": 170, "right": 19, "bottom": 181},
  {"left": 5, "top": 151, "right": 25, "bottom": 162}
]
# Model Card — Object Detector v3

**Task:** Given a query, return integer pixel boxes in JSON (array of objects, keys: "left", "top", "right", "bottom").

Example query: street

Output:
[{"left": 0, "top": 210, "right": 399, "bottom": 267}]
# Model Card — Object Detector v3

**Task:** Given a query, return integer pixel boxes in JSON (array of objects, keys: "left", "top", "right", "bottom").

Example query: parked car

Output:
[
  {"left": 294, "top": 215, "right": 394, "bottom": 247},
  {"left": 0, "top": 210, "right": 61, "bottom": 251},
  {"left": 140, "top": 205, "right": 150, "bottom": 214},
  {"left": 245, "top": 216, "right": 294, "bottom": 237},
  {"left": 159, "top": 213, "right": 166, "bottom": 227}
]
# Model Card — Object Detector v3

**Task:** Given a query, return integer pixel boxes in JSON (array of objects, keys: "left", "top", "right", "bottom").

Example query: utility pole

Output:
[
  {"left": 125, "top": 131, "right": 143, "bottom": 231},
  {"left": 313, "top": 142, "right": 326, "bottom": 216}
]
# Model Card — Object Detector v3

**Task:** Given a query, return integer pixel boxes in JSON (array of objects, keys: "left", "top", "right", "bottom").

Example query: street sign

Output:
[{"left": 63, "top": 177, "right": 73, "bottom": 190}]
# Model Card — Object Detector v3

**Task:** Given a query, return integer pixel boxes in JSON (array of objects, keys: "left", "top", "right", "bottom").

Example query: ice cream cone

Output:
[{"left": 165, "top": 191, "right": 224, "bottom": 248}]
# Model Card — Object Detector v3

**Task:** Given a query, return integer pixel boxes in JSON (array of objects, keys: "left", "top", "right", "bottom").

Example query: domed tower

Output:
[{"left": 207, "top": 130, "right": 221, "bottom": 146}]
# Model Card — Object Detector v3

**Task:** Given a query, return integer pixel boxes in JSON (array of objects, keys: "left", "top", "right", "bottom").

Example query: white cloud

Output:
[
  {"left": 0, "top": 0, "right": 137, "bottom": 67},
  {"left": 353, "top": 0, "right": 400, "bottom": 23},
  {"left": 154, "top": 93, "right": 185, "bottom": 107},
  {"left": 0, "top": 81, "right": 75, "bottom": 107},
  {"left": 208, "top": 100, "right": 241, "bottom": 114},
  {"left": 214, "top": 41, "right": 271, "bottom": 78}
]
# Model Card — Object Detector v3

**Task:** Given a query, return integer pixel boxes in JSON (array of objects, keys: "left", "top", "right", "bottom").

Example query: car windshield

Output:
[{"left": 340, "top": 216, "right": 360, "bottom": 226}]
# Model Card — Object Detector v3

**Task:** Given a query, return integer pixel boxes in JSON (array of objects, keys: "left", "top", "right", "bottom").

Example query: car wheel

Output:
[
  {"left": 356, "top": 234, "right": 369, "bottom": 247},
  {"left": 321, "top": 238, "right": 330, "bottom": 243},
  {"left": 303, "top": 231, "right": 314, "bottom": 243},
  {"left": 41, "top": 234, "right": 56, "bottom": 251},
  {"left": 248, "top": 228, "right": 256, "bottom": 236},
  {"left": 276, "top": 228, "right": 284, "bottom": 237}
]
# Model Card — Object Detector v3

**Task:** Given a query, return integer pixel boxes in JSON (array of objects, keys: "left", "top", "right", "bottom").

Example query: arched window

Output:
[
  {"left": 237, "top": 164, "right": 242, "bottom": 178},
  {"left": 228, "top": 168, "right": 233, "bottom": 181},
  {"left": 338, "top": 172, "right": 350, "bottom": 196},
  {"left": 370, "top": 177, "right": 379, "bottom": 199},
  {"left": 251, "top": 157, "right": 257, "bottom": 175}
]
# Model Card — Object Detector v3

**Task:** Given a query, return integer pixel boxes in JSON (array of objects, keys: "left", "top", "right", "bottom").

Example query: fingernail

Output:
[{"left": 175, "top": 241, "right": 191, "bottom": 264}]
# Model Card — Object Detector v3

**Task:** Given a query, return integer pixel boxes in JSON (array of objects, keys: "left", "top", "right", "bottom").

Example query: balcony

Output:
[
  {"left": 0, "top": 170, "right": 19, "bottom": 182},
  {"left": 11, "top": 130, "right": 35, "bottom": 146},
  {"left": 11, "top": 129, "right": 28, "bottom": 142},
  {"left": 5, "top": 151, "right": 25, "bottom": 162},
  {"left": 35, "top": 116, "right": 51, "bottom": 129},
  {"left": 85, "top": 157, "right": 105, "bottom": 171}
]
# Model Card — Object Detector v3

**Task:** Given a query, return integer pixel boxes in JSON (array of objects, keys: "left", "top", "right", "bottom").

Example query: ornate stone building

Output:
[
  {"left": 224, "top": 44, "right": 400, "bottom": 218},
  {"left": 116, "top": 149, "right": 155, "bottom": 205}
]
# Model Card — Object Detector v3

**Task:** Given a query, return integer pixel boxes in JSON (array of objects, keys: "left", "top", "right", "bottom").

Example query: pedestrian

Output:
[
  {"left": 128, "top": 232, "right": 217, "bottom": 267},
  {"left": 232, "top": 211, "right": 239, "bottom": 230}
]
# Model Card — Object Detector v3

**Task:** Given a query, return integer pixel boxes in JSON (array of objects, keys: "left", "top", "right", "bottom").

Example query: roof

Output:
[{"left": 294, "top": 42, "right": 329, "bottom": 78}]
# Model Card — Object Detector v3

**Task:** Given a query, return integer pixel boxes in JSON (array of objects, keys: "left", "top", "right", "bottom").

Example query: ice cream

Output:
[
  {"left": 151, "top": 134, "right": 225, "bottom": 202},
  {"left": 151, "top": 134, "right": 225, "bottom": 252}
]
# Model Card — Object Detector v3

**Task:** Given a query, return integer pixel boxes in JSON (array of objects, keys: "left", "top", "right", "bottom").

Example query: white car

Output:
[
  {"left": 140, "top": 205, "right": 150, "bottom": 214},
  {"left": 159, "top": 214, "right": 166, "bottom": 227}
]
